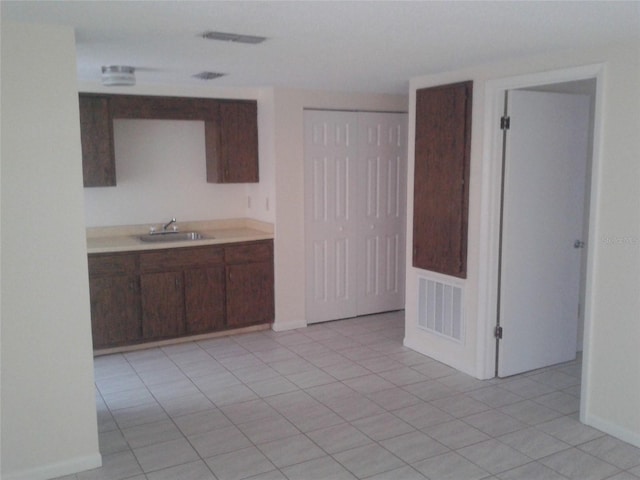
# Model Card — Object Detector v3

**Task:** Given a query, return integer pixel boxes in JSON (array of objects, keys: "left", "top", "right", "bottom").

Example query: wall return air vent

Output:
[
  {"left": 201, "top": 31, "right": 267, "bottom": 44},
  {"left": 417, "top": 276, "right": 464, "bottom": 343}
]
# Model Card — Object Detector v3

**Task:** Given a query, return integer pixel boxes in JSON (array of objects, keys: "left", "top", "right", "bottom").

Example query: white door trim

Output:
[{"left": 476, "top": 63, "right": 605, "bottom": 423}]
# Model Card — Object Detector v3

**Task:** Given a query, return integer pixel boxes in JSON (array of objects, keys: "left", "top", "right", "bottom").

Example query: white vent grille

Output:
[
  {"left": 201, "top": 31, "right": 267, "bottom": 44},
  {"left": 417, "top": 277, "right": 464, "bottom": 342}
]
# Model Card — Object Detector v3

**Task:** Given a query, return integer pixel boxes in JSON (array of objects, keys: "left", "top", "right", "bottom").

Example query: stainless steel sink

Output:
[{"left": 138, "top": 231, "right": 209, "bottom": 242}]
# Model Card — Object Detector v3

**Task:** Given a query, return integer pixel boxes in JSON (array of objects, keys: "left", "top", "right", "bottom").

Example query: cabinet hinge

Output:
[
  {"left": 500, "top": 116, "right": 510, "bottom": 131},
  {"left": 494, "top": 325, "right": 503, "bottom": 339}
]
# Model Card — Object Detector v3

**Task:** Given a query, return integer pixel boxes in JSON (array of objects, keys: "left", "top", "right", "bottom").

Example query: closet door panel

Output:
[
  {"left": 357, "top": 113, "right": 407, "bottom": 315},
  {"left": 304, "top": 111, "right": 359, "bottom": 323}
]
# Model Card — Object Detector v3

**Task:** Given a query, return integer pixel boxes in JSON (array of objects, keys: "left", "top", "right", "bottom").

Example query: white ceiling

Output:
[{"left": 3, "top": 1, "right": 639, "bottom": 94}]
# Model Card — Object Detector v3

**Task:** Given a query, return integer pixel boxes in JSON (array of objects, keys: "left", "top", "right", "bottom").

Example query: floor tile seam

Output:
[
  {"left": 528, "top": 393, "right": 580, "bottom": 416},
  {"left": 92, "top": 444, "right": 147, "bottom": 480},
  {"left": 122, "top": 349, "right": 173, "bottom": 371},
  {"left": 142, "top": 412, "right": 257, "bottom": 478},
  {"left": 491, "top": 459, "right": 573, "bottom": 479},
  {"left": 573, "top": 436, "right": 640, "bottom": 465},
  {"left": 249, "top": 431, "right": 327, "bottom": 469},
  {"left": 132, "top": 440, "right": 213, "bottom": 477},
  {"left": 117, "top": 366, "right": 245, "bottom": 472},
  {"left": 429, "top": 448, "right": 500, "bottom": 478},
  {"left": 304, "top": 423, "right": 377, "bottom": 456},
  {"left": 346, "top": 415, "right": 419, "bottom": 446},
  {"left": 528, "top": 416, "right": 609, "bottom": 447},
  {"left": 163, "top": 344, "right": 230, "bottom": 371},
  {"left": 454, "top": 427, "right": 571, "bottom": 466},
  {"left": 361, "top": 386, "right": 423, "bottom": 410},
  {"left": 534, "top": 445, "right": 624, "bottom": 476},
  {"left": 201, "top": 444, "right": 280, "bottom": 479},
  {"left": 235, "top": 410, "right": 306, "bottom": 447},
  {"left": 325, "top": 442, "right": 413, "bottom": 479}
]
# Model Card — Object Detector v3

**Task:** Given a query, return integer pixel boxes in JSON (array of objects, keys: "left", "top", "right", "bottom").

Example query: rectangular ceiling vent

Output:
[
  {"left": 192, "top": 71, "right": 226, "bottom": 80},
  {"left": 201, "top": 31, "right": 267, "bottom": 44}
]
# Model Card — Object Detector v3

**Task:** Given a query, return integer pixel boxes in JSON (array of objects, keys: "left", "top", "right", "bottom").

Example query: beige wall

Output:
[
  {"left": 405, "top": 43, "right": 640, "bottom": 446},
  {"left": 270, "top": 88, "right": 408, "bottom": 331},
  {"left": 1, "top": 23, "right": 101, "bottom": 479}
]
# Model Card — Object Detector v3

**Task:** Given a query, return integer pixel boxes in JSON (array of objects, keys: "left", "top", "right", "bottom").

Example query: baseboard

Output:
[
  {"left": 583, "top": 413, "right": 640, "bottom": 448},
  {"left": 403, "top": 336, "right": 477, "bottom": 378},
  {"left": 3, "top": 453, "right": 102, "bottom": 480},
  {"left": 272, "top": 319, "right": 307, "bottom": 331}
]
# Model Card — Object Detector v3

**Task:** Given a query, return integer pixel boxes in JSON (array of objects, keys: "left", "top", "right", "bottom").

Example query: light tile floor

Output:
[{"left": 55, "top": 311, "right": 640, "bottom": 480}]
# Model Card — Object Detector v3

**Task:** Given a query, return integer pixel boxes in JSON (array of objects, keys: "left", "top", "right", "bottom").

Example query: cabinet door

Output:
[
  {"left": 184, "top": 266, "right": 225, "bottom": 334},
  {"left": 226, "top": 261, "right": 274, "bottom": 328},
  {"left": 140, "top": 272, "right": 185, "bottom": 340},
  {"left": 79, "top": 94, "right": 116, "bottom": 187},
  {"left": 89, "top": 275, "right": 141, "bottom": 348},
  {"left": 206, "top": 100, "right": 259, "bottom": 183},
  {"left": 413, "top": 81, "right": 472, "bottom": 278}
]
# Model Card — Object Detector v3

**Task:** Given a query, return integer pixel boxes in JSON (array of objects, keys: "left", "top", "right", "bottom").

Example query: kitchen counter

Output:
[{"left": 87, "top": 218, "right": 273, "bottom": 254}]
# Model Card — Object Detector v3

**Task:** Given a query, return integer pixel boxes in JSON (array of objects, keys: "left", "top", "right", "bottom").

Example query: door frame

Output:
[{"left": 476, "top": 64, "right": 605, "bottom": 424}]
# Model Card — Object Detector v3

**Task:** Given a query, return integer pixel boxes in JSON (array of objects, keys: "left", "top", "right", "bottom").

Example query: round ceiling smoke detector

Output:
[{"left": 101, "top": 65, "right": 136, "bottom": 86}]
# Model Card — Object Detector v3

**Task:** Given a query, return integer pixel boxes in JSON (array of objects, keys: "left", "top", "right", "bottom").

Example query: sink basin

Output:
[{"left": 138, "top": 231, "right": 209, "bottom": 242}]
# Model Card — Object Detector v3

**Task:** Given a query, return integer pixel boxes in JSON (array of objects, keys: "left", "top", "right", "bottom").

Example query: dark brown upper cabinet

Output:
[
  {"left": 79, "top": 94, "right": 259, "bottom": 187},
  {"left": 413, "top": 81, "right": 472, "bottom": 278},
  {"left": 79, "top": 94, "right": 116, "bottom": 187},
  {"left": 206, "top": 100, "right": 259, "bottom": 183}
]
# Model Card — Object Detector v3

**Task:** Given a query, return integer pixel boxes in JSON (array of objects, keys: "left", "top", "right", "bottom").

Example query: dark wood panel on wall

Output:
[
  {"left": 109, "top": 95, "right": 218, "bottom": 120},
  {"left": 413, "top": 81, "right": 472, "bottom": 278},
  {"left": 79, "top": 95, "right": 116, "bottom": 187},
  {"left": 206, "top": 100, "right": 259, "bottom": 183},
  {"left": 80, "top": 93, "right": 259, "bottom": 186}
]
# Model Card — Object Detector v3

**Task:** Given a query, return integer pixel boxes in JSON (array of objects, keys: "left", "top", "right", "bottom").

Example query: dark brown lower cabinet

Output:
[
  {"left": 89, "top": 275, "right": 141, "bottom": 348},
  {"left": 88, "top": 241, "right": 274, "bottom": 349},
  {"left": 185, "top": 266, "right": 226, "bottom": 334},
  {"left": 140, "top": 271, "right": 185, "bottom": 340},
  {"left": 88, "top": 253, "right": 141, "bottom": 348},
  {"left": 226, "top": 261, "right": 274, "bottom": 328},
  {"left": 225, "top": 242, "right": 275, "bottom": 328}
]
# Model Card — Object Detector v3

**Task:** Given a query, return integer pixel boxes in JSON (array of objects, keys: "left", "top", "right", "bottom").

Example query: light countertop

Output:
[{"left": 87, "top": 218, "right": 273, "bottom": 254}]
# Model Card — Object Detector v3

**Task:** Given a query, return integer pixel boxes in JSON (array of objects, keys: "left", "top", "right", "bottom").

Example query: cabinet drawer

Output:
[
  {"left": 88, "top": 253, "right": 137, "bottom": 277},
  {"left": 225, "top": 241, "right": 273, "bottom": 264},
  {"left": 140, "top": 245, "right": 224, "bottom": 272}
]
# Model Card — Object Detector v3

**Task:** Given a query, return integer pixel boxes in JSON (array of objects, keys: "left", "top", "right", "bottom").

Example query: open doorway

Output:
[
  {"left": 496, "top": 79, "right": 596, "bottom": 377},
  {"left": 478, "top": 65, "right": 605, "bottom": 428}
]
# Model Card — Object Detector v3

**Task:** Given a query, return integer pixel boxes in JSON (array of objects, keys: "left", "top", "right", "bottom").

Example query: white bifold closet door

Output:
[{"left": 304, "top": 110, "right": 407, "bottom": 324}]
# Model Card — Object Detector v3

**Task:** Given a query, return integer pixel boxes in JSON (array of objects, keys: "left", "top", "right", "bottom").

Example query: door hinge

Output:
[
  {"left": 494, "top": 325, "right": 503, "bottom": 339},
  {"left": 500, "top": 116, "right": 510, "bottom": 130}
]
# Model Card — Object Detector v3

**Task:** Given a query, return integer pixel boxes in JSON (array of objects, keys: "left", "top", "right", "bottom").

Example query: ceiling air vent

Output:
[
  {"left": 193, "top": 71, "right": 226, "bottom": 80},
  {"left": 201, "top": 31, "right": 267, "bottom": 44}
]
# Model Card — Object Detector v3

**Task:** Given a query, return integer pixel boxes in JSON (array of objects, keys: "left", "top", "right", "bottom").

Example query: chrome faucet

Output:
[{"left": 162, "top": 217, "right": 177, "bottom": 231}]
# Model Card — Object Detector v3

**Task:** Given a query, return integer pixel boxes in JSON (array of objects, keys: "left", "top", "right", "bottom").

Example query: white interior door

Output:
[
  {"left": 498, "top": 90, "right": 590, "bottom": 377},
  {"left": 305, "top": 111, "right": 359, "bottom": 323},
  {"left": 357, "top": 113, "right": 407, "bottom": 315},
  {"left": 305, "top": 110, "right": 407, "bottom": 324}
]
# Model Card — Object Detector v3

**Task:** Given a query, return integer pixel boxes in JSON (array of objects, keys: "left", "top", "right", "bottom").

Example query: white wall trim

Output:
[
  {"left": 583, "top": 413, "right": 640, "bottom": 449},
  {"left": 272, "top": 319, "right": 307, "bottom": 332},
  {"left": 2, "top": 454, "right": 102, "bottom": 480},
  {"left": 477, "top": 63, "right": 606, "bottom": 383},
  {"left": 403, "top": 336, "right": 475, "bottom": 377}
]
